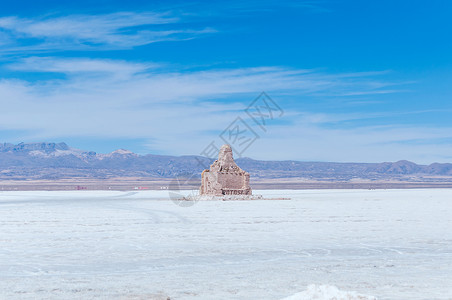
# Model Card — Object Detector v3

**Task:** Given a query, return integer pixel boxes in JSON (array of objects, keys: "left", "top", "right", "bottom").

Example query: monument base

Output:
[
  {"left": 175, "top": 194, "right": 291, "bottom": 202},
  {"left": 197, "top": 194, "right": 264, "bottom": 201}
]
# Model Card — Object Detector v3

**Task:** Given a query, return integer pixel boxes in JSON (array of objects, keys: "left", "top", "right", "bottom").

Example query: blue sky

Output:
[{"left": 0, "top": 0, "right": 451, "bottom": 163}]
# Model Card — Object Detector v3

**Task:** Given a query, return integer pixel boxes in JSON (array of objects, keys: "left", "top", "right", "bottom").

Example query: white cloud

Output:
[
  {"left": 4, "top": 57, "right": 400, "bottom": 104},
  {"left": 245, "top": 123, "right": 452, "bottom": 163},
  {"left": 0, "top": 12, "right": 215, "bottom": 51},
  {"left": 1, "top": 56, "right": 447, "bottom": 163},
  {"left": 9, "top": 57, "right": 158, "bottom": 81}
]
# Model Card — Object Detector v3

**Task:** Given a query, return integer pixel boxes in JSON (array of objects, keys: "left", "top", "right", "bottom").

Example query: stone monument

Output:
[{"left": 200, "top": 144, "right": 252, "bottom": 196}]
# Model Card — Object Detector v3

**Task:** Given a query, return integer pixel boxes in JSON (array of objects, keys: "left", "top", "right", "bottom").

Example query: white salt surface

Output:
[
  {"left": 281, "top": 284, "right": 376, "bottom": 300},
  {"left": 0, "top": 189, "right": 451, "bottom": 299}
]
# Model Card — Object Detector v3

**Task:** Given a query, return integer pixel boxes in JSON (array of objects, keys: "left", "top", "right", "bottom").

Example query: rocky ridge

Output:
[{"left": 1, "top": 142, "right": 452, "bottom": 180}]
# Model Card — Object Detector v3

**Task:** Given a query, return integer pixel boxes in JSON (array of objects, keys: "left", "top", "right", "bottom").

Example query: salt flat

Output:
[{"left": 0, "top": 189, "right": 451, "bottom": 299}]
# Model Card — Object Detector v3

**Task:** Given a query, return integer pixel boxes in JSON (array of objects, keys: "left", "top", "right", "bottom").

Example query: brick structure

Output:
[{"left": 200, "top": 144, "right": 252, "bottom": 196}]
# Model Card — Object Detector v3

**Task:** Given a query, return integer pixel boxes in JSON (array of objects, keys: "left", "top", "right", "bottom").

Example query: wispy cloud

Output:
[
  {"left": 9, "top": 57, "right": 158, "bottom": 80},
  {"left": 249, "top": 123, "right": 452, "bottom": 163},
  {"left": 5, "top": 57, "right": 401, "bottom": 101},
  {"left": 0, "top": 12, "right": 215, "bottom": 52},
  {"left": 1, "top": 56, "right": 437, "bottom": 162}
]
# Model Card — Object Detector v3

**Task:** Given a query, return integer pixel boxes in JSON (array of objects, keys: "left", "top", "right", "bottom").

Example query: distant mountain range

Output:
[{"left": 1, "top": 142, "right": 452, "bottom": 181}]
